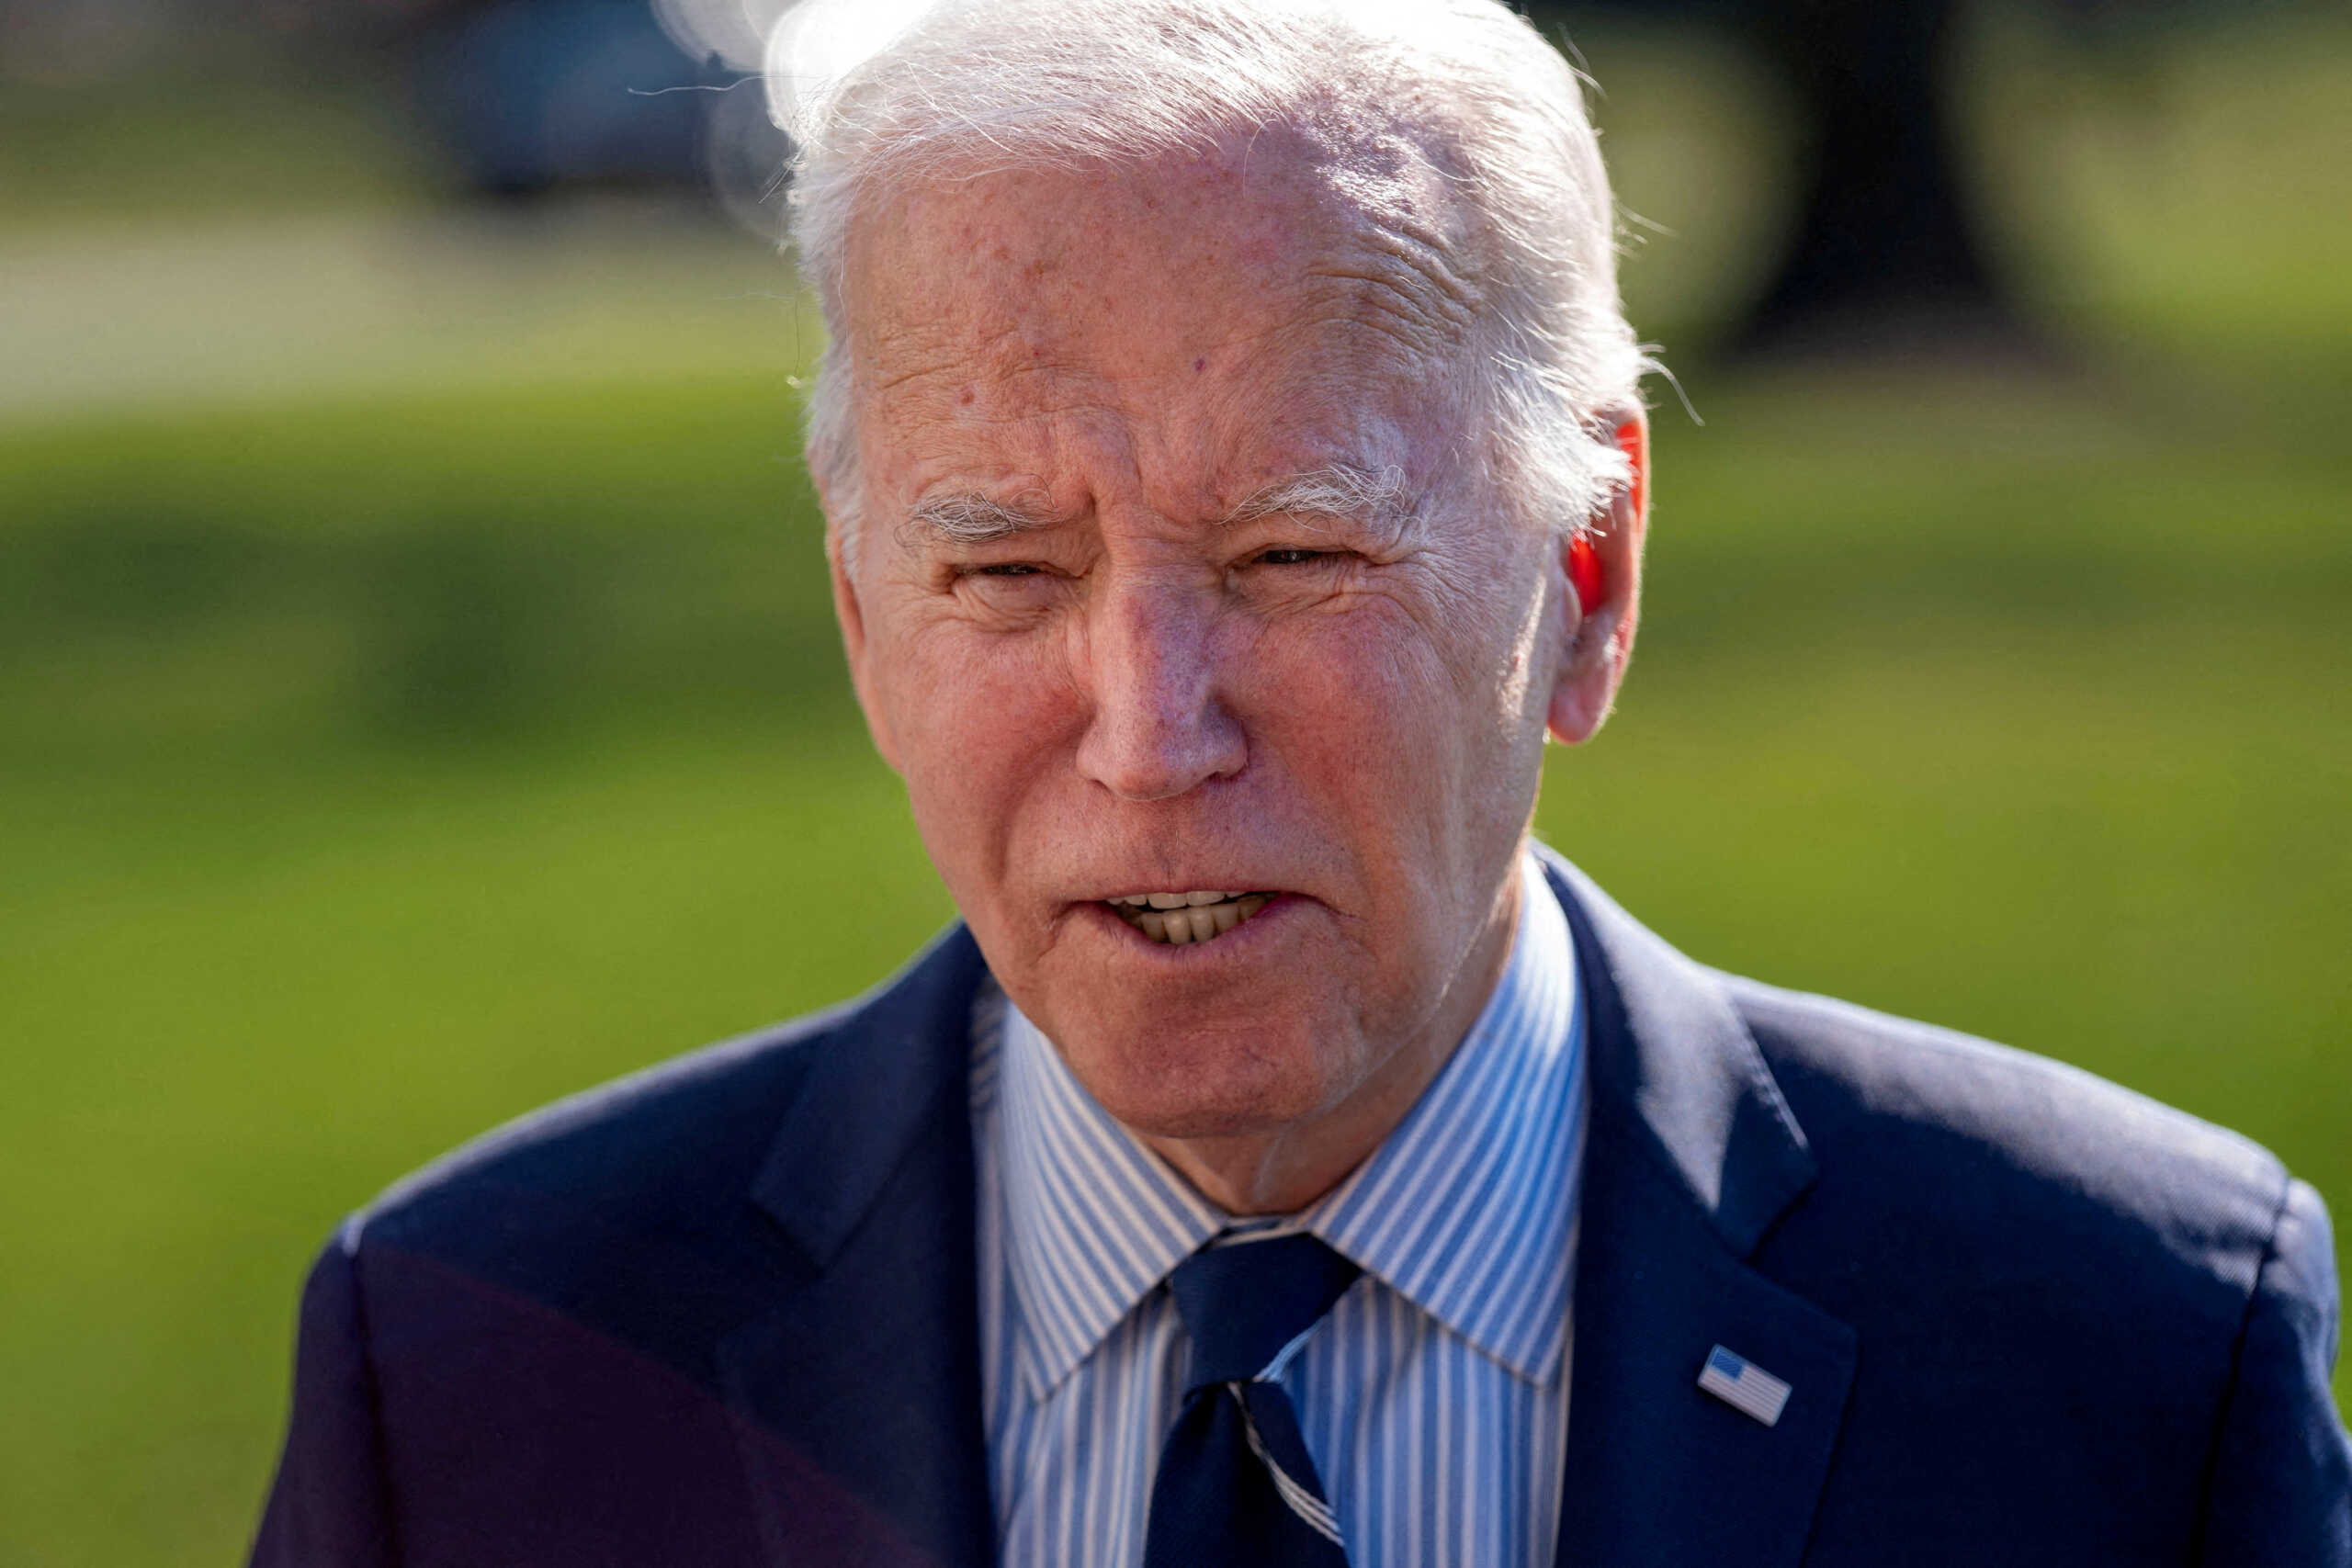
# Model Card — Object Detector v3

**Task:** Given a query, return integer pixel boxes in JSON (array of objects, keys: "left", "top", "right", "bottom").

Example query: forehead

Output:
[{"left": 838, "top": 128, "right": 1487, "bottom": 512}]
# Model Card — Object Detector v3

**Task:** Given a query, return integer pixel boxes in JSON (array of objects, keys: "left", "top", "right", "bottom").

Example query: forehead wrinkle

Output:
[
  {"left": 1292, "top": 125, "right": 1487, "bottom": 327},
  {"left": 1295, "top": 266, "right": 1475, "bottom": 366},
  {"left": 857, "top": 304, "right": 990, "bottom": 390},
  {"left": 868, "top": 344, "right": 1082, "bottom": 410},
  {"left": 865, "top": 345, "right": 962, "bottom": 397},
  {"left": 1336, "top": 225, "right": 1482, "bottom": 325}
]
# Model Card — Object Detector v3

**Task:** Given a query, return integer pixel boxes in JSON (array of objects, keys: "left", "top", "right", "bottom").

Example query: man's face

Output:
[{"left": 831, "top": 137, "right": 1582, "bottom": 1147}]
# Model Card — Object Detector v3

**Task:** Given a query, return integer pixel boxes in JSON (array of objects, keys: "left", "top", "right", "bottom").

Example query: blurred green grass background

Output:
[{"left": 3, "top": 12, "right": 2348, "bottom": 1565}]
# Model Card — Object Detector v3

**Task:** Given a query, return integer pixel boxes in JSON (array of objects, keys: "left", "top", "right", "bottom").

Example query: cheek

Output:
[
  {"left": 873, "top": 621, "right": 1080, "bottom": 879},
  {"left": 1246, "top": 596, "right": 1517, "bottom": 795},
  {"left": 1240, "top": 598, "right": 1543, "bottom": 931},
  {"left": 1239, "top": 607, "right": 1477, "bottom": 869}
]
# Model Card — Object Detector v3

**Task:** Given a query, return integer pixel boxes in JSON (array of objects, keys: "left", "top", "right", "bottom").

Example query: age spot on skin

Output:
[{"left": 1194, "top": 357, "right": 1206, "bottom": 373}]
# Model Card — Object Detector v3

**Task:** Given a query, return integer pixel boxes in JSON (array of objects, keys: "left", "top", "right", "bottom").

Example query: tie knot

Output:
[{"left": 1167, "top": 1232, "right": 1361, "bottom": 1389}]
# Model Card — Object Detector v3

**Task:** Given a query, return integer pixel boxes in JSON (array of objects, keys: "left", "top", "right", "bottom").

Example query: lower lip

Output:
[{"left": 1080, "top": 894, "right": 1304, "bottom": 958}]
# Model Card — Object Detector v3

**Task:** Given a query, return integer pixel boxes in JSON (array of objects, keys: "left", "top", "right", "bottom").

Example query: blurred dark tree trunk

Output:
[
  {"left": 1737, "top": 0, "right": 2026, "bottom": 355},
  {"left": 1539, "top": 0, "right": 2039, "bottom": 358}
]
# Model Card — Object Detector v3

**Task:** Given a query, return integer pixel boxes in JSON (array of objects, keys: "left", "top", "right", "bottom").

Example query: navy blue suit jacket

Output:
[{"left": 253, "top": 852, "right": 2352, "bottom": 1565}]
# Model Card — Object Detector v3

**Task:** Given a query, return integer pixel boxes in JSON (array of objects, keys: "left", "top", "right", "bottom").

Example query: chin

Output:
[{"left": 1057, "top": 1017, "right": 1340, "bottom": 1142}]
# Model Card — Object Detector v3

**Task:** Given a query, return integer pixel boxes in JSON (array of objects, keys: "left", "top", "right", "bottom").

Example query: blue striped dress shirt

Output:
[{"left": 970, "top": 852, "right": 1588, "bottom": 1567}]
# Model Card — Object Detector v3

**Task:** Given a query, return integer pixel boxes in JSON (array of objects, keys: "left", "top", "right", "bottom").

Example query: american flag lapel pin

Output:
[{"left": 1697, "top": 1344, "right": 1792, "bottom": 1427}]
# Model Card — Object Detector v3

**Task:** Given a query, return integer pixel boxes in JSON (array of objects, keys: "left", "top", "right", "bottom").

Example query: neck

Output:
[{"left": 1136, "top": 871, "right": 1524, "bottom": 1215}]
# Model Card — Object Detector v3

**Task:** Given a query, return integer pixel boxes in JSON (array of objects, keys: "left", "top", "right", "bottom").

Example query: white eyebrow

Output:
[
  {"left": 899, "top": 463, "right": 1414, "bottom": 548},
  {"left": 899, "top": 491, "right": 1057, "bottom": 549},
  {"left": 1224, "top": 463, "right": 1412, "bottom": 529}
]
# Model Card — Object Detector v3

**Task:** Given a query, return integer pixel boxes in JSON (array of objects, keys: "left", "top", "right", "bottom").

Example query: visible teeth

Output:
[
  {"left": 1111, "top": 892, "right": 1276, "bottom": 945},
  {"left": 1116, "top": 890, "right": 1243, "bottom": 908}
]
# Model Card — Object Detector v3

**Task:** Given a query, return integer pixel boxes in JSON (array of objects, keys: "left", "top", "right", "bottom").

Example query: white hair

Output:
[{"left": 770, "top": 0, "right": 1646, "bottom": 566}]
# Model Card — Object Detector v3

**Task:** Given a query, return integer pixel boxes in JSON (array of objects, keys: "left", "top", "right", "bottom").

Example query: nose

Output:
[{"left": 1074, "top": 580, "right": 1247, "bottom": 801}]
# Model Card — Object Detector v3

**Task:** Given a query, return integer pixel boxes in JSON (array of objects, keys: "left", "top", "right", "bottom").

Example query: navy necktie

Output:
[{"left": 1143, "top": 1232, "right": 1363, "bottom": 1567}]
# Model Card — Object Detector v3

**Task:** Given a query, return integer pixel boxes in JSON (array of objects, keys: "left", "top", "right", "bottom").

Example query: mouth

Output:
[{"left": 1103, "top": 890, "right": 1276, "bottom": 946}]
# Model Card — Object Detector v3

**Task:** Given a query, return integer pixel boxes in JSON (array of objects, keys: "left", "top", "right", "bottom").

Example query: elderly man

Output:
[{"left": 252, "top": 0, "right": 2350, "bottom": 1563}]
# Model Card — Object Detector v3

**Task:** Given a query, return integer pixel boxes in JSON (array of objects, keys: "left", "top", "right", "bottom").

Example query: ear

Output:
[
  {"left": 1546, "top": 411, "right": 1648, "bottom": 745},
  {"left": 826, "top": 515, "right": 905, "bottom": 773}
]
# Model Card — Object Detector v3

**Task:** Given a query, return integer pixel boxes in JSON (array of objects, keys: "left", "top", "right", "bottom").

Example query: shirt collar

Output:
[
  {"left": 996, "top": 852, "right": 1585, "bottom": 1395},
  {"left": 997, "top": 995, "right": 1221, "bottom": 1395},
  {"left": 1304, "top": 852, "right": 1584, "bottom": 1382}
]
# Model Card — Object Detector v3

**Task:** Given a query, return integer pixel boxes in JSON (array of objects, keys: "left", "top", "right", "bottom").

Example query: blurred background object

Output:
[
  {"left": 2, "top": 2, "right": 2346, "bottom": 1563},
  {"left": 410, "top": 0, "right": 725, "bottom": 199}
]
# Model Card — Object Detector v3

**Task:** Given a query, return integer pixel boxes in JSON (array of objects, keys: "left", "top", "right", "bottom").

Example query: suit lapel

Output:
[
  {"left": 1541, "top": 852, "right": 1859, "bottom": 1568},
  {"left": 717, "top": 927, "right": 997, "bottom": 1568}
]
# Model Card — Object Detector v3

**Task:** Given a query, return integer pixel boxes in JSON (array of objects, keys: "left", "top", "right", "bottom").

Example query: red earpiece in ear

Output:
[{"left": 1567, "top": 532, "right": 1604, "bottom": 615}]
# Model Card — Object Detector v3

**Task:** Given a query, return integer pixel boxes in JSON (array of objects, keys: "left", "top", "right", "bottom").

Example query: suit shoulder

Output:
[
  {"left": 350, "top": 998, "right": 860, "bottom": 1258},
  {"left": 1726, "top": 972, "right": 2289, "bottom": 1203},
  {"left": 1720, "top": 973, "right": 2298, "bottom": 1303},
  {"left": 333, "top": 921, "right": 984, "bottom": 1298}
]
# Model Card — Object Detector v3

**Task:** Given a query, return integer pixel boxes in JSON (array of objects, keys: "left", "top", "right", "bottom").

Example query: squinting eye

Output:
[
  {"left": 970, "top": 562, "right": 1043, "bottom": 577},
  {"left": 1253, "top": 548, "right": 1333, "bottom": 568}
]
